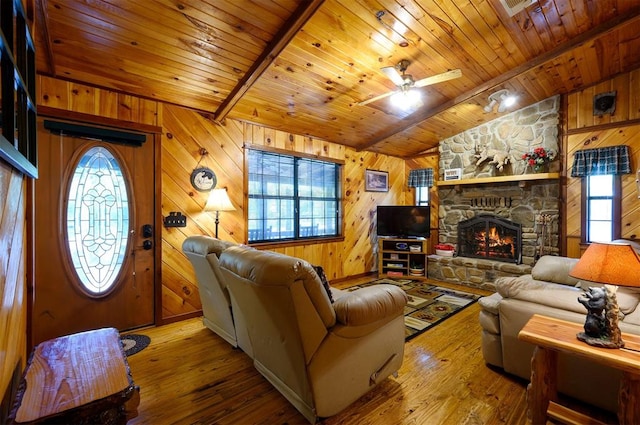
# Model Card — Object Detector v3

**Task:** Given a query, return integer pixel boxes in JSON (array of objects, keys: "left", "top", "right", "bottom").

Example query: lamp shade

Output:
[
  {"left": 569, "top": 242, "right": 640, "bottom": 288},
  {"left": 204, "top": 188, "right": 235, "bottom": 212}
]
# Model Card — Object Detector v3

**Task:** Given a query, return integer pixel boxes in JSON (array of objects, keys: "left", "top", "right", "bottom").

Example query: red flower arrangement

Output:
[{"left": 521, "top": 147, "right": 555, "bottom": 167}]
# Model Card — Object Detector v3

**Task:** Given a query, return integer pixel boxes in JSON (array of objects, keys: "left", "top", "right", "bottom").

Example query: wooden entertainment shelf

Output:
[
  {"left": 378, "top": 238, "right": 428, "bottom": 280},
  {"left": 437, "top": 172, "right": 560, "bottom": 187}
]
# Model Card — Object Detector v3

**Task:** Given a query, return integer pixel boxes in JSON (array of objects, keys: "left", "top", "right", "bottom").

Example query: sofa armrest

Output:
[
  {"left": 478, "top": 292, "right": 502, "bottom": 315},
  {"left": 333, "top": 285, "right": 407, "bottom": 326}
]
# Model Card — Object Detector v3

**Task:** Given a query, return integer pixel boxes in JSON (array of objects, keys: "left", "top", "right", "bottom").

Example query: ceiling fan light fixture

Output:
[
  {"left": 391, "top": 89, "right": 421, "bottom": 110},
  {"left": 357, "top": 60, "right": 461, "bottom": 107}
]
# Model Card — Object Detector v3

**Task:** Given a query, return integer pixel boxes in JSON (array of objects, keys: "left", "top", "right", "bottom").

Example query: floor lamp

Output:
[{"left": 204, "top": 188, "right": 235, "bottom": 238}]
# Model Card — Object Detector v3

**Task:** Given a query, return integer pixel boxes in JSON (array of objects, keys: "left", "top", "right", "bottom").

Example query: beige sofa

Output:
[
  {"left": 479, "top": 241, "right": 640, "bottom": 413},
  {"left": 218, "top": 245, "right": 408, "bottom": 423}
]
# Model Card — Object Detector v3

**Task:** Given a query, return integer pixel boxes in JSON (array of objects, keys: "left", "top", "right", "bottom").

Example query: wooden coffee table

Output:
[
  {"left": 518, "top": 314, "right": 640, "bottom": 425},
  {"left": 9, "top": 328, "right": 140, "bottom": 424}
]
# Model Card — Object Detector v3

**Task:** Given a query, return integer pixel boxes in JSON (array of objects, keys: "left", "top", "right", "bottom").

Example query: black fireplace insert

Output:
[{"left": 457, "top": 215, "right": 522, "bottom": 264}]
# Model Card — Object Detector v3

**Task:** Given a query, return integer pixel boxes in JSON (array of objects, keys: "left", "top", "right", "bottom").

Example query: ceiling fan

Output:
[{"left": 358, "top": 60, "right": 462, "bottom": 107}]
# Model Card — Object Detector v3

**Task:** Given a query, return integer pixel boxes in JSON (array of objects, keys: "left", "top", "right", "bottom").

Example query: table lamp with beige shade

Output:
[
  {"left": 569, "top": 242, "right": 640, "bottom": 348},
  {"left": 204, "top": 188, "right": 235, "bottom": 239}
]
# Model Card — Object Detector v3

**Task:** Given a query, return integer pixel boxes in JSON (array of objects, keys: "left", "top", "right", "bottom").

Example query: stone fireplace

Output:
[
  {"left": 428, "top": 180, "right": 560, "bottom": 290},
  {"left": 427, "top": 96, "right": 561, "bottom": 290},
  {"left": 457, "top": 215, "right": 522, "bottom": 264}
]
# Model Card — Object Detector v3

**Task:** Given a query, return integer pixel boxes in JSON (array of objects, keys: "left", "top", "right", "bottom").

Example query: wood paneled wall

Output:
[
  {"left": 161, "top": 104, "right": 407, "bottom": 320},
  {"left": 36, "top": 76, "right": 410, "bottom": 323},
  {"left": 0, "top": 161, "right": 27, "bottom": 407},
  {"left": 564, "top": 68, "right": 640, "bottom": 257},
  {"left": 37, "top": 77, "right": 160, "bottom": 126},
  {"left": 567, "top": 69, "right": 640, "bottom": 129}
]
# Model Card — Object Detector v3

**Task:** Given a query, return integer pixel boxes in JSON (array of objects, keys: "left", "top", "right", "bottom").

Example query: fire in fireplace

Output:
[{"left": 457, "top": 215, "right": 522, "bottom": 264}]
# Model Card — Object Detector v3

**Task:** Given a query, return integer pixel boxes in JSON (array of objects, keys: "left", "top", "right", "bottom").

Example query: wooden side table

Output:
[
  {"left": 518, "top": 314, "right": 640, "bottom": 425},
  {"left": 8, "top": 328, "right": 140, "bottom": 424}
]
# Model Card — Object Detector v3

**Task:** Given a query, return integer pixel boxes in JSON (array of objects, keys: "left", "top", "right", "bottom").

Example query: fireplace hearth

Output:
[{"left": 457, "top": 215, "right": 522, "bottom": 264}]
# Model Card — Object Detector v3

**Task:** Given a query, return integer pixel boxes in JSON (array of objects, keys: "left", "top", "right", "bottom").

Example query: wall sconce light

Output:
[
  {"left": 204, "top": 188, "right": 235, "bottom": 238},
  {"left": 484, "top": 89, "right": 517, "bottom": 113}
]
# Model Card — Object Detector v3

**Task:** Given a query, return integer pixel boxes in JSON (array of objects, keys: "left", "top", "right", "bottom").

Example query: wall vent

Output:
[{"left": 499, "top": 0, "right": 538, "bottom": 17}]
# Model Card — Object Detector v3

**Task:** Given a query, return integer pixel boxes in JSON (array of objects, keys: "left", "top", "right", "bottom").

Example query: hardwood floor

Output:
[{"left": 124, "top": 279, "right": 611, "bottom": 425}]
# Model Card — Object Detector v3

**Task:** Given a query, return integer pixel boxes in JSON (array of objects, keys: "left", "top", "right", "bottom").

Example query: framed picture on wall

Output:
[{"left": 365, "top": 169, "right": 389, "bottom": 192}]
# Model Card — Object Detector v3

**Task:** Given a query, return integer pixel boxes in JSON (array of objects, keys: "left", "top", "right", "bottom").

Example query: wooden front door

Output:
[{"left": 32, "top": 118, "right": 157, "bottom": 345}]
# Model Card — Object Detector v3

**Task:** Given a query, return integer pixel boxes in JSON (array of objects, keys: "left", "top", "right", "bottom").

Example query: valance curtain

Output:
[
  {"left": 408, "top": 168, "right": 434, "bottom": 187},
  {"left": 570, "top": 145, "right": 631, "bottom": 177}
]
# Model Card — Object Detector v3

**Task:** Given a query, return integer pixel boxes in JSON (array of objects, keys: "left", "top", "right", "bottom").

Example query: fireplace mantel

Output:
[{"left": 437, "top": 172, "right": 560, "bottom": 187}]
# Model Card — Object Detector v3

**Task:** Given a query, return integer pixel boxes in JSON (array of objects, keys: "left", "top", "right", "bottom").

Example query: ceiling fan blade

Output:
[
  {"left": 380, "top": 66, "right": 405, "bottom": 86},
  {"left": 357, "top": 90, "right": 397, "bottom": 106},
  {"left": 414, "top": 69, "right": 462, "bottom": 88}
]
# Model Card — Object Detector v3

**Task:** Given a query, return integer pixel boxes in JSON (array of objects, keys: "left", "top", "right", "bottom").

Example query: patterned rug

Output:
[
  {"left": 344, "top": 279, "right": 481, "bottom": 341},
  {"left": 120, "top": 334, "right": 151, "bottom": 356}
]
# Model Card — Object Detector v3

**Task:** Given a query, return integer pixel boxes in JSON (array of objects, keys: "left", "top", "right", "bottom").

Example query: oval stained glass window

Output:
[{"left": 66, "top": 146, "right": 130, "bottom": 295}]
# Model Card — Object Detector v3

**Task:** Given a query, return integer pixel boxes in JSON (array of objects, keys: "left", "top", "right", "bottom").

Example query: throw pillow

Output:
[{"left": 313, "top": 265, "right": 334, "bottom": 303}]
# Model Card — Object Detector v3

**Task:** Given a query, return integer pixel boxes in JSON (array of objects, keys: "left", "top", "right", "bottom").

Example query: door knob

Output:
[{"left": 142, "top": 240, "right": 153, "bottom": 250}]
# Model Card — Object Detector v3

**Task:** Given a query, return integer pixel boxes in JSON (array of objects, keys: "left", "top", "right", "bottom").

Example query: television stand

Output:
[{"left": 378, "top": 238, "right": 429, "bottom": 279}]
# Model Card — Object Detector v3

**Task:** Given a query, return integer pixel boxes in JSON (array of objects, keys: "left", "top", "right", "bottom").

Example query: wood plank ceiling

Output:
[{"left": 35, "top": 0, "right": 640, "bottom": 158}]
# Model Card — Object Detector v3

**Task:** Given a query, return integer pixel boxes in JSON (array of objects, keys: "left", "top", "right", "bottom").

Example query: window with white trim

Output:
[
  {"left": 415, "top": 186, "right": 430, "bottom": 206},
  {"left": 247, "top": 149, "right": 341, "bottom": 243},
  {"left": 583, "top": 174, "right": 620, "bottom": 243}
]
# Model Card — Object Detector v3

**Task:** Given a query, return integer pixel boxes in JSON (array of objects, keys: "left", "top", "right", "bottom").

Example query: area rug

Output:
[
  {"left": 120, "top": 334, "right": 151, "bottom": 356},
  {"left": 344, "top": 279, "right": 480, "bottom": 341}
]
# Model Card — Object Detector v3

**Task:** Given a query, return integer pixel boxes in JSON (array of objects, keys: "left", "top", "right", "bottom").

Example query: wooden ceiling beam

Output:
[
  {"left": 35, "top": 0, "right": 56, "bottom": 76},
  {"left": 357, "top": 6, "right": 640, "bottom": 152},
  {"left": 213, "top": 0, "right": 325, "bottom": 123}
]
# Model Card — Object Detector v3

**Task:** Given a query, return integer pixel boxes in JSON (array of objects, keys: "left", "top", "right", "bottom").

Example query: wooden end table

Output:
[
  {"left": 518, "top": 314, "right": 640, "bottom": 425},
  {"left": 8, "top": 328, "right": 140, "bottom": 424}
]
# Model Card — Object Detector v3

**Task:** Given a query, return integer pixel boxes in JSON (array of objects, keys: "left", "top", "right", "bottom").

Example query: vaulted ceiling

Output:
[{"left": 35, "top": 0, "right": 640, "bottom": 158}]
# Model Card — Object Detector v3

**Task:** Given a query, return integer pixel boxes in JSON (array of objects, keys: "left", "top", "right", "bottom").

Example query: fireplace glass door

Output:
[{"left": 457, "top": 215, "right": 522, "bottom": 263}]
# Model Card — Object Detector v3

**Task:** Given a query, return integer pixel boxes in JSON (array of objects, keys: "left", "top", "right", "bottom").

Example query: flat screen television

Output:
[{"left": 376, "top": 205, "right": 430, "bottom": 238}]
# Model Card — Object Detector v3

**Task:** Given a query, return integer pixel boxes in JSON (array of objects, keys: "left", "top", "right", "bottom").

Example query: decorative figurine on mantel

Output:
[{"left": 474, "top": 144, "right": 511, "bottom": 172}]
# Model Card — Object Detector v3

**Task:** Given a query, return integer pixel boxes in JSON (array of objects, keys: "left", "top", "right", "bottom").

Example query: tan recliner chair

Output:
[
  {"left": 182, "top": 236, "right": 252, "bottom": 356},
  {"left": 218, "top": 246, "right": 408, "bottom": 423}
]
